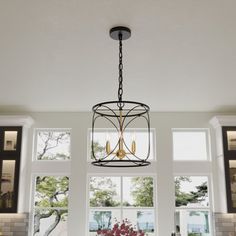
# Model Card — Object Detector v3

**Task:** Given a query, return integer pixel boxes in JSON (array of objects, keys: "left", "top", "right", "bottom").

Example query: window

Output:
[
  {"left": 173, "top": 130, "right": 209, "bottom": 161},
  {"left": 33, "top": 176, "right": 69, "bottom": 236},
  {"left": 175, "top": 176, "right": 211, "bottom": 236},
  {"left": 32, "top": 130, "right": 70, "bottom": 236},
  {"left": 88, "top": 176, "right": 156, "bottom": 235},
  {"left": 173, "top": 129, "right": 212, "bottom": 236},
  {"left": 35, "top": 130, "right": 70, "bottom": 161}
]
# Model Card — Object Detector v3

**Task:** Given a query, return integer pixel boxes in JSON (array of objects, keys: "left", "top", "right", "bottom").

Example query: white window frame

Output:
[
  {"left": 33, "top": 128, "right": 72, "bottom": 162},
  {"left": 86, "top": 173, "right": 157, "bottom": 236},
  {"left": 30, "top": 128, "right": 71, "bottom": 236},
  {"left": 172, "top": 128, "right": 214, "bottom": 236},
  {"left": 172, "top": 128, "right": 211, "bottom": 162},
  {"left": 174, "top": 174, "right": 213, "bottom": 236}
]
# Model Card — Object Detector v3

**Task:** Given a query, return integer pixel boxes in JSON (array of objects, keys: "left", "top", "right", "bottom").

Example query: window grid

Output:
[
  {"left": 173, "top": 129, "right": 213, "bottom": 236},
  {"left": 31, "top": 129, "right": 71, "bottom": 236},
  {"left": 88, "top": 175, "right": 156, "bottom": 236}
]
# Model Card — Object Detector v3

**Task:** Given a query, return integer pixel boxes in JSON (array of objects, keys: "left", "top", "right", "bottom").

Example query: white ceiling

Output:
[{"left": 1, "top": 0, "right": 236, "bottom": 112}]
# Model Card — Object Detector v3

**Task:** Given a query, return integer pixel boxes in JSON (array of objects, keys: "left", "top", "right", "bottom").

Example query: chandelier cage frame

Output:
[{"left": 91, "top": 26, "right": 151, "bottom": 167}]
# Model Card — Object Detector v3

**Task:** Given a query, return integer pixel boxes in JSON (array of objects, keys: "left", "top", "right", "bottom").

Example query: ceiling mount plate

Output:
[{"left": 110, "top": 26, "right": 131, "bottom": 40}]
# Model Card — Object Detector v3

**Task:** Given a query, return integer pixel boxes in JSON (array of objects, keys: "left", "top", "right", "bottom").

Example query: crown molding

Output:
[{"left": 0, "top": 115, "right": 34, "bottom": 128}]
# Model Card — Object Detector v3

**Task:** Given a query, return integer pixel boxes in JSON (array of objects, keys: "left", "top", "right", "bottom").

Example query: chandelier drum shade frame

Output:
[{"left": 91, "top": 26, "right": 151, "bottom": 167}]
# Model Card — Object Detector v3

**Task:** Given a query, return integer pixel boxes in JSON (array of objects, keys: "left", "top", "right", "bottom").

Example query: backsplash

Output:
[
  {"left": 0, "top": 213, "right": 28, "bottom": 236},
  {"left": 214, "top": 213, "right": 236, "bottom": 236}
]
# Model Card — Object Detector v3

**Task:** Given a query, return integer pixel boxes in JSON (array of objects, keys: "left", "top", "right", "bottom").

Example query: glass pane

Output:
[
  {"left": 36, "top": 131, "right": 70, "bottom": 160},
  {"left": 34, "top": 209, "right": 68, "bottom": 236},
  {"left": 91, "top": 129, "right": 154, "bottom": 160},
  {"left": 173, "top": 131, "right": 208, "bottom": 160},
  {"left": 4, "top": 131, "right": 17, "bottom": 151},
  {"left": 123, "top": 177, "right": 154, "bottom": 207},
  {"left": 175, "top": 176, "right": 209, "bottom": 207},
  {"left": 229, "top": 160, "right": 236, "bottom": 207},
  {"left": 89, "top": 209, "right": 121, "bottom": 235},
  {"left": 0, "top": 160, "right": 15, "bottom": 208},
  {"left": 89, "top": 177, "right": 121, "bottom": 207},
  {"left": 175, "top": 210, "right": 210, "bottom": 236},
  {"left": 35, "top": 176, "right": 69, "bottom": 208},
  {"left": 123, "top": 209, "right": 155, "bottom": 235},
  {"left": 227, "top": 131, "right": 236, "bottom": 151}
]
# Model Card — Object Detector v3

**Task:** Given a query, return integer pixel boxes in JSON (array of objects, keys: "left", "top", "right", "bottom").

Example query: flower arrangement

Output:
[{"left": 96, "top": 219, "right": 145, "bottom": 236}]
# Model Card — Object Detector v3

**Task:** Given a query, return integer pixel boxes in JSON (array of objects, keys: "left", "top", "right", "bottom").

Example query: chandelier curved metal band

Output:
[
  {"left": 92, "top": 100, "right": 150, "bottom": 117},
  {"left": 91, "top": 159, "right": 151, "bottom": 168}
]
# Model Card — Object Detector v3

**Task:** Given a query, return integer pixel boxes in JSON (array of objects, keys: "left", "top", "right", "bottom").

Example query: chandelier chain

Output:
[{"left": 118, "top": 33, "right": 123, "bottom": 106}]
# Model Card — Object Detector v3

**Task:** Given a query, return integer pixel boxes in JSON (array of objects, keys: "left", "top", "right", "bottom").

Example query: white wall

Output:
[{"left": 13, "top": 111, "right": 228, "bottom": 236}]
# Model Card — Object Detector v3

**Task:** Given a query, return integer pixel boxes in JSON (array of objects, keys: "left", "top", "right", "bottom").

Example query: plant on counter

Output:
[{"left": 96, "top": 219, "right": 145, "bottom": 236}]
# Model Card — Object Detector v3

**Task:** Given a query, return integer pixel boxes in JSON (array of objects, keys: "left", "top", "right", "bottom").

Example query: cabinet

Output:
[
  {"left": 210, "top": 116, "right": 236, "bottom": 213},
  {"left": 0, "top": 127, "right": 22, "bottom": 213},
  {"left": 222, "top": 127, "right": 236, "bottom": 212}
]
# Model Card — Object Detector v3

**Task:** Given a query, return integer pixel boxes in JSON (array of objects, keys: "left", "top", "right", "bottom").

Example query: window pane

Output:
[
  {"left": 90, "top": 129, "right": 155, "bottom": 160},
  {"left": 175, "top": 176, "right": 209, "bottom": 207},
  {"left": 123, "top": 177, "right": 154, "bottom": 207},
  {"left": 0, "top": 160, "right": 15, "bottom": 208},
  {"left": 89, "top": 209, "right": 121, "bottom": 235},
  {"left": 36, "top": 131, "right": 70, "bottom": 160},
  {"left": 175, "top": 210, "right": 210, "bottom": 236},
  {"left": 34, "top": 209, "right": 68, "bottom": 236},
  {"left": 4, "top": 131, "right": 17, "bottom": 151},
  {"left": 123, "top": 209, "right": 155, "bottom": 235},
  {"left": 173, "top": 131, "right": 208, "bottom": 160},
  {"left": 229, "top": 160, "right": 236, "bottom": 207},
  {"left": 89, "top": 177, "right": 120, "bottom": 207},
  {"left": 227, "top": 131, "right": 236, "bottom": 151},
  {"left": 35, "top": 176, "right": 69, "bottom": 208}
]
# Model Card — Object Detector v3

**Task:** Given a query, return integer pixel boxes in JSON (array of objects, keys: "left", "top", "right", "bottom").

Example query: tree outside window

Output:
[
  {"left": 89, "top": 176, "right": 155, "bottom": 236},
  {"left": 175, "top": 176, "right": 210, "bottom": 236},
  {"left": 32, "top": 130, "right": 70, "bottom": 236}
]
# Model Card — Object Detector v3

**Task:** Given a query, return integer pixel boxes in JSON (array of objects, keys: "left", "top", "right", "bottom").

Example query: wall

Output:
[
  {"left": 214, "top": 213, "right": 236, "bottom": 236},
  {"left": 0, "top": 213, "right": 28, "bottom": 236},
  {"left": 6, "top": 111, "right": 234, "bottom": 236}
]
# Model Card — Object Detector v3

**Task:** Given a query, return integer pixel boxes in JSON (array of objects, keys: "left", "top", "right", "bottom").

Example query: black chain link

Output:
[{"left": 118, "top": 33, "right": 124, "bottom": 108}]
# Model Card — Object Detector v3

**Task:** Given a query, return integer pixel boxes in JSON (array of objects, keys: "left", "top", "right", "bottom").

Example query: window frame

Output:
[
  {"left": 174, "top": 174, "right": 213, "bottom": 236},
  {"left": 33, "top": 128, "right": 72, "bottom": 162},
  {"left": 173, "top": 128, "right": 213, "bottom": 236},
  {"left": 172, "top": 128, "right": 211, "bottom": 162},
  {"left": 31, "top": 173, "right": 70, "bottom": 236},
  {"left": 86, "top": 173, "right": 157, "bottom": 236},
  {"left": 30, "top": 128, "right": 71, "bottom": 236}
]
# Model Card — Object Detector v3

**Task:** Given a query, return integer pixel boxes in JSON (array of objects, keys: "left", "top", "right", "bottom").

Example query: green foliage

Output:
[
  {"left": 91, "top": 141, "right": 105, "bottom": 160},
  {"left": 131, "top": 177, "right": 153, "bottom": 207},
  {"left": 190, "top": 182, "right": 208, "bottom": 203},
  {"left": 90, "top": 177, "right": 120, "bottom": 207},
  {"left": 35, "top": 176, "right": 69, "bottom": 208},
  {"left": 175, "top": 177, "right": 208, "bottom": 207}
]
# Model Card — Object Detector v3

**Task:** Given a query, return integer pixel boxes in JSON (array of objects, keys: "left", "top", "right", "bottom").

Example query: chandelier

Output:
[{"left": 91, "top": 26, "right": 151, "bottom": 167}]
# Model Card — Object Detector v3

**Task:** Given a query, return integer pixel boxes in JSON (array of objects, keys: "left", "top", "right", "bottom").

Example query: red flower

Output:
[{"left": 96, "top": 219, "right": 145, "bottom": 236}]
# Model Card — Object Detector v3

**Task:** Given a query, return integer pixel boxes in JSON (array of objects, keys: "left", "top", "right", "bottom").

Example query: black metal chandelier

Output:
[{"left": 91, "top": 26, "right": 151, "bottom": 167}]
